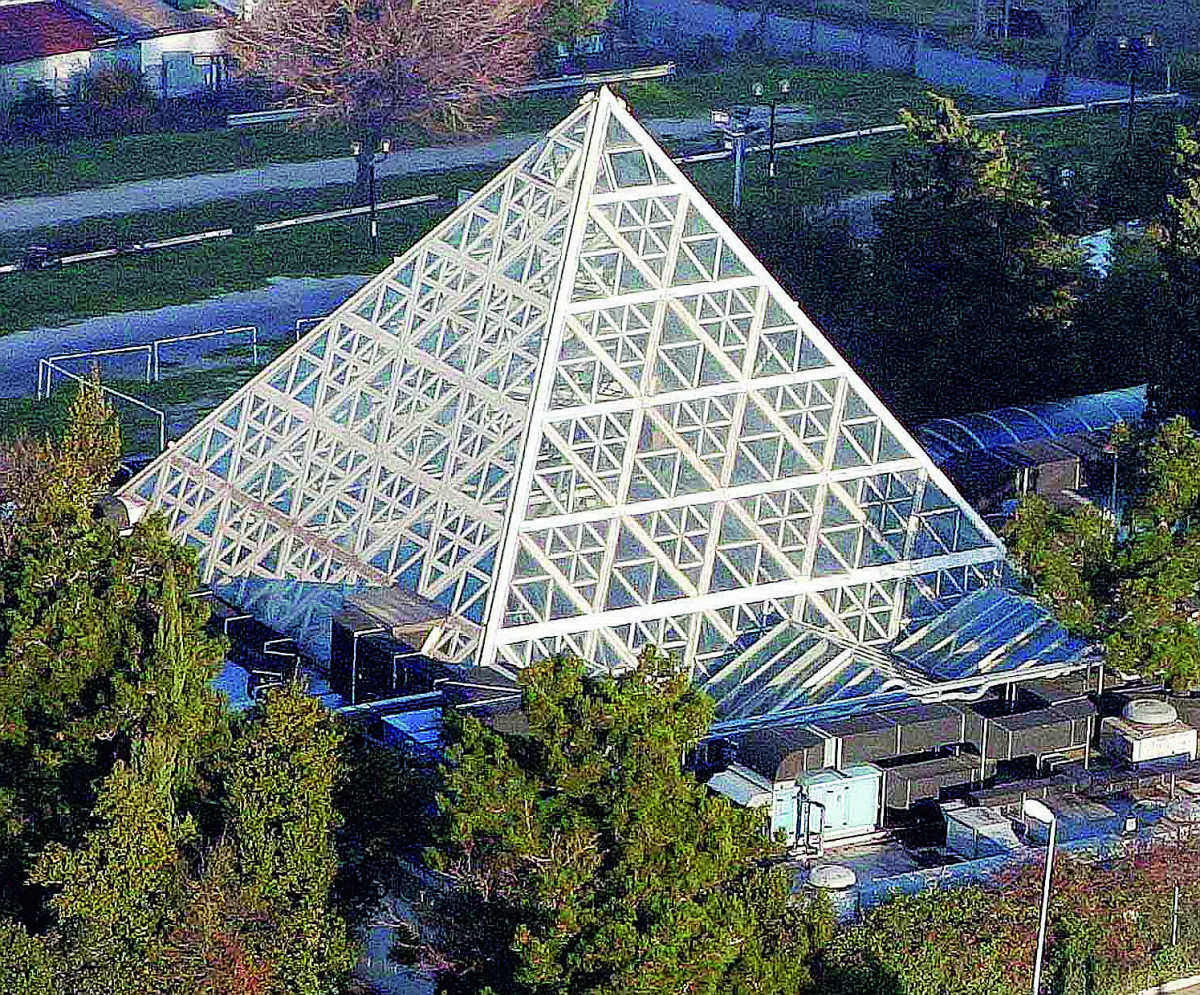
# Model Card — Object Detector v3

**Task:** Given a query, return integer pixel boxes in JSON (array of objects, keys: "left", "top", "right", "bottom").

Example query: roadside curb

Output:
[{"left": 1132, "top": 975, "right": 1200, "bottom": 995}]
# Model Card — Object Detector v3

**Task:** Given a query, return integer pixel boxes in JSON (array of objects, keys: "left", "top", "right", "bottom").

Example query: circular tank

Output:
[
  {"left": 809, "top": 864, "right": 857, "bottom": 890},
  {"left": 1122, "top": 699, "right": 1178, "bottom": 726}
]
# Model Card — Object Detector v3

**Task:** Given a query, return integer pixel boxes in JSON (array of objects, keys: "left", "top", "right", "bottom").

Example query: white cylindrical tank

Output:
[
  {"left": 809, "top": 864, "right": 857, "bottom": 890},
  {"left": 1122, "top": 699, "right": 1178, "bottom": 726}
]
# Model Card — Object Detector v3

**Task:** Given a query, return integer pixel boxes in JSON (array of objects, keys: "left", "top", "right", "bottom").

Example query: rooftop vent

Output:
[{"left": 1122, "top": 699, "right": 1178, "bottom": 725}]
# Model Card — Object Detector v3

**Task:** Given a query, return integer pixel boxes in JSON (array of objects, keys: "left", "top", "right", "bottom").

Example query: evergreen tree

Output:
[
  {"left": 869, "top": 94, "right": 1083, "bottom": 418},
  {"left": 221, "top": 681, "right": 356, "bottom": 994},
  {"left": 1009, "top": 417, "right": 1200, "bottom": 689},
  {"left": 0, "top": 381, "right": 365, "bottom": 993},
  {"left": 426, "top": 648, "right": 831, "bottom": 995},
  {"left": 1147, "top": 123, "right": 1200, "bottom": 425},
  {"left": 0, "top": 378, "right": 226, "bottom": 923}
]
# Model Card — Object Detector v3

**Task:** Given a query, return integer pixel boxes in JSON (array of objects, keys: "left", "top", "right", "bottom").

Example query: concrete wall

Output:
[{"left": 138, "top": 28, "right": 226, "bottom": 97}]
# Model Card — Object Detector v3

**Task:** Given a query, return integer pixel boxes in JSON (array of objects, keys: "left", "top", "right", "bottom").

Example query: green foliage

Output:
[
  {"left": 1008, "top": 416, "right": 1200, "bottom": 689},
  {"left": 821, "top": 846, "right": 1200, "bottom": 995},
  {"left": 542, "top": 0, "right": 615, "bottom": 42},
  {"left": 0, "top": 919, "right": 57, "bottom": 994},
  {"left": 0, "top": 379, "right": 226, "bottom": 922},
  {"left": 426, "top": 647, "right": 832, "bottom": 995},
  {"left": 0, "top": 385, "right": 366, "bottom": 993},
  {"left": 223, "top": 681, "right": 355, "bottom": 994},
  {"left": 29, "top": 759, "right": 196, "bottom": 991},
  {"left": 1146, "top": 124, "right": 1200, "bottom": 426},
  {"left": 1005, "top": 497, "right": 1113, "bottom": 634},
  {"left": 823, "top": 883, "right": 1038, "bottom": 994},
  {"left": 867, "top": 94, "right": 1084, "bottom": 419}
]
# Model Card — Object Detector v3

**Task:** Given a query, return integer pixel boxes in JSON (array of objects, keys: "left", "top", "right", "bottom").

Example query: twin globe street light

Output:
[
  {"left": 711, "top": 78, "right": 792, "bottom": 218},
  {"left": 350, "top": 138, "right": 392, "bottom": 254}
]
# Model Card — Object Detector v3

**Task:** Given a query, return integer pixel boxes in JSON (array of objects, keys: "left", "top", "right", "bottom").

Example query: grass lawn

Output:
[
  {"left": 0, "top": 60, "right": 995, "bottom": 202},
  {"left": 0, "top": 99, "right": 1177, "bottom": 336},
  {"left": 0, "top": 132, "right": 902, "bottom": 335},
  {"left": 775, "top": 0, "right": 978, "bottom": 41}
]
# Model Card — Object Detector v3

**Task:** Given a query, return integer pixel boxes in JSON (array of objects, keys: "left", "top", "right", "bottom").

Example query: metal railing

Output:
[
  {"left": 151, "top": 325, "right": 259, "bottom": 380},
  {"left": 293, "top": 315, "right": 328, "bottom": 342},
  {"left": 40, "top": 360, "right": 167, "bottom": 454},
  {"left": 38, "top": 344, "right": 153, "bottom": 398},
  {"left": 226, "top": 63, "right": 678, "bottom": 127},
  {"left": 35, "top": 325, "right": 265, "bottom": 455},
  {"left": 3, "top": 195, "right": 440, "bottom": 276},
  {"left": 37, "top": 326, "right": 261, "bottom": 396},
  {"left": 674, "top": 90, "right": 1183, "bottom": 165}
]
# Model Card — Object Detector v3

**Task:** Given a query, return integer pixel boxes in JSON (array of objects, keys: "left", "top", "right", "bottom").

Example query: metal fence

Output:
[
  {"left": 36, "top": 325, "right": 264, "bottom": 456},
  {"left": 1, "top": 194, "right": 441, "bottom": 276}
]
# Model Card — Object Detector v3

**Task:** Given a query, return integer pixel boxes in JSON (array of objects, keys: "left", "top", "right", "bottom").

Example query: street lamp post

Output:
[
  {"left": 751, "top": 78, "right": 791, "bottom": 182},
  {"left": 711, "top": 108, "right": 748, "bottom": 219},
  {"left": 351, "top": 139, "right": 392, "bottom": 254},
  {"left": 1024, "top": 798, "right": 1058, "bottom": 995},
  {"left": 1117, "top": 34, "right": 1155, "bottom": 148}
]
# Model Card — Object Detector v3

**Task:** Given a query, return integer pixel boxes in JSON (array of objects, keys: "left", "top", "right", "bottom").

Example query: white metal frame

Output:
[{"left": 119, "top": 88, "right": 1007, "bottom": 675}]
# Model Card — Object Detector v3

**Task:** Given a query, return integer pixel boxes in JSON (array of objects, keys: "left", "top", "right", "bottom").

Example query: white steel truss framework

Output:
[{"left": 120, "top": 88, "right": 1007, "bottom": 677}]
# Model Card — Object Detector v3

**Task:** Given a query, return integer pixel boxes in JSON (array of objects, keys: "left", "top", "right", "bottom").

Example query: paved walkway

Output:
[{"left": 0, "top": 112, "right": 774, "bottom": 234}]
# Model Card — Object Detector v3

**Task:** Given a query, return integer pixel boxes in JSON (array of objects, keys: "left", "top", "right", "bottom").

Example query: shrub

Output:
[
  {"left": 819, "top": 845, "right": 1200, "bottom": 995},
  {"left": 4, "top": 82, "right": 58, "bottom": 138},
  {"left": 77, "top": 64, "right": 157, "bottom": 136}
]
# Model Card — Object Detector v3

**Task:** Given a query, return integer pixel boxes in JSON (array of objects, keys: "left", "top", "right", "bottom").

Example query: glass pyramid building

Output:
[{"left": 118, "top": 87, "right": 1019, "bottom": 687}]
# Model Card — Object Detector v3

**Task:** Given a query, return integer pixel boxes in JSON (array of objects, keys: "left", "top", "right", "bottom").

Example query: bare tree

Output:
[{"left": 230, "top": 0, "right": 548, "bottom": 198}]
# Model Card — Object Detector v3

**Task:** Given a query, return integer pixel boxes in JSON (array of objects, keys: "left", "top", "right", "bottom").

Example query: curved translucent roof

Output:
[{"left": 916, "top": 385, "right": 1146, "bottom": 465}]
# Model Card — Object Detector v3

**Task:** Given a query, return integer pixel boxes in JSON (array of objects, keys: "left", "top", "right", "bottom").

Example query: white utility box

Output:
[
  {"left": 1101, "top": 705, "right": 1197, "bottom": 765},
  {"left": 942, "top": 803, "right": 1021, "bottom": 859}
]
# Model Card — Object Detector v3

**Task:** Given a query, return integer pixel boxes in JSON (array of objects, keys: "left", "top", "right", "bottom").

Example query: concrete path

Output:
[{"left": 0, "top": 112, "right": 769, "bottom": 234}]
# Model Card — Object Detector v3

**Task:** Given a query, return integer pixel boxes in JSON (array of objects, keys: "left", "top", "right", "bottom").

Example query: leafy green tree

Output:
[
  {"left": 868, "top": 93, "right": 1083, "bottom": 419},
  {"left": 1008, "top": 417, "right": 1200, "bottom": 689},
  {"left": 425, "top": 648, "right": 831, "bottom": 995}
]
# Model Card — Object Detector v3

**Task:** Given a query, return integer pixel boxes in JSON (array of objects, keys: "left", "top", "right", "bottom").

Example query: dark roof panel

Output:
[{"left": 0, "top": 0, "right": 109, "bottom": 64}]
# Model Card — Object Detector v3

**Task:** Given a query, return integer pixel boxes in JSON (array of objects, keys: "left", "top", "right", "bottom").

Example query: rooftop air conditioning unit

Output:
[{"left": 1100, "top": 699, "right": 1198, "bottom": 765}]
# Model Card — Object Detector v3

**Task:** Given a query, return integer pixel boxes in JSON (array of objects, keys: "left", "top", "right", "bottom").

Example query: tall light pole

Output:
[
  {"left": 1024, "top": 798, "right": 1058, "bottom": 995},
  {"left": 350, "top": 138, "right": 392, "bottom": 254},
  {"left": 1117, "top": 34, "right": 1155, "bottom": 148},
  {"left": 751, "top": 77, "right": 791, "bottom": 183}
]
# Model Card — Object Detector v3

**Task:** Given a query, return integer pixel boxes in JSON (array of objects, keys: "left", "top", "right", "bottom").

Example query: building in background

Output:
[{"left": 0, "top": 0, "right": 227, "bottom": 103}]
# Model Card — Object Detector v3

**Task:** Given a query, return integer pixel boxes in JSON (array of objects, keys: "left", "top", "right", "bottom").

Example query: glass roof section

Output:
[
  {"left": 119, "top": 88, "right": 1008, "bottom": 678},
  {"left": 706, "top": 588, "right": 1092, "bottom": 731},
  {"left": 916, "top": 386, "right": 1146, "bottom": 466}
]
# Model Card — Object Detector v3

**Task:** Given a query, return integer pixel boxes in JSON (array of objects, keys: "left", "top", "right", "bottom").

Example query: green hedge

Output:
[{"left": 816, "top": 844, "right": 1200, "bottom": 995}]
